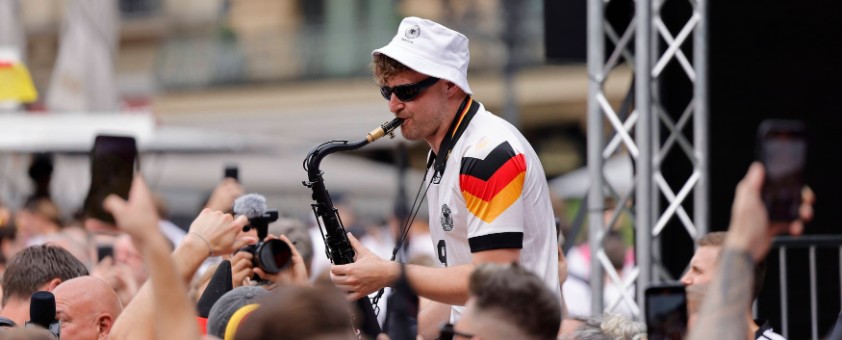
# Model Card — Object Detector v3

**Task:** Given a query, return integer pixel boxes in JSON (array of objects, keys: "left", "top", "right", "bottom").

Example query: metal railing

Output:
[{"left": 771, "top": 235, "right": 842, "bottom": 339}]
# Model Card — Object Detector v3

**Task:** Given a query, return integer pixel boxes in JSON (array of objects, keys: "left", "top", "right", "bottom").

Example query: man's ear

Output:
[
  {"left": 445, "top": 81, "right": 460, "bottom": 97},
  {"left": 96, "top": 314, "right": 114, "bottom": 339},
  {"left": 44, "top": 278, "right": 62, "bottom": 292}
]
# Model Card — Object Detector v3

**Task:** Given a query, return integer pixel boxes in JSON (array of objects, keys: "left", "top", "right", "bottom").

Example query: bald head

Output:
[{"left": 53, "top": 276, "right": 122, "bottom": 340}]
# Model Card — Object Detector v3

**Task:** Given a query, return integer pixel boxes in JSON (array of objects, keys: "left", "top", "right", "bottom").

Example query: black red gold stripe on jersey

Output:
[
  {"left": 449, "top": 96, "right": 475, "bottom": 141},
  {"left": 459, "top": 141, "right": 526, "bottom": 223}
]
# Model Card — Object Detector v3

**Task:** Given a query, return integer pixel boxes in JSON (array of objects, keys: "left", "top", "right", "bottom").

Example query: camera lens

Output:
[{"left": 256, "top": 239, "right": 292, "bottom": 274}]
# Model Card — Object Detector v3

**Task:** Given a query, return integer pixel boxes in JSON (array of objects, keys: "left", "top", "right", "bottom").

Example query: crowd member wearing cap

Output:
[
  {"left": 206, "top": 286, "right": 270, "bottom": 339},
  {"left": 329, "top": 16, "right": 560, "bottom": 338}
]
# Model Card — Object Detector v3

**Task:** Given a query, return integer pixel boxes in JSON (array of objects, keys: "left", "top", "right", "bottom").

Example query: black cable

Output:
[{"left": 372, "top": 164, "right": 432, "bottom": 312}]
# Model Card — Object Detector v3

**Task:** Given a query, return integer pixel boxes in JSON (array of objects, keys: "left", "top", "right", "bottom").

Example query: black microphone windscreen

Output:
[
  {"left": 233, "top": 194, "right": 267, "bottom": 219},
  {"left": 29, "top": 291, "right": 56, "bottom": 326},
  {"left": 196, "top": 260, "right": 234, "bottom": 318}
]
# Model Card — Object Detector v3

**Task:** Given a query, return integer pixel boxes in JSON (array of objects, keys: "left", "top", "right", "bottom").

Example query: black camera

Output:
[
  {"left": 238, "top": 210, "right": 292, "bottom": 274},
  {"left": 239, "top": 239, "right": 292, "bottom": 274}
]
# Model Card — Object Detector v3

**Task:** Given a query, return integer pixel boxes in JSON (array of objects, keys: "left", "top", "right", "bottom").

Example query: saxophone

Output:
[{"left": 302, "top": 118, "right": 403, "bottom": 338}]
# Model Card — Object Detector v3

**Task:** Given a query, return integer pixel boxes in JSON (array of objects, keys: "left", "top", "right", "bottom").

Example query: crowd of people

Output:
[{"left": 0, "top": 16, "right": 819, "bottom": 340}]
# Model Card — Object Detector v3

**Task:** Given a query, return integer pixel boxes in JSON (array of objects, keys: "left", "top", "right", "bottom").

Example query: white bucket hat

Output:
[{"left": 372, "top": 16, "right": 472, "bottom": 95}]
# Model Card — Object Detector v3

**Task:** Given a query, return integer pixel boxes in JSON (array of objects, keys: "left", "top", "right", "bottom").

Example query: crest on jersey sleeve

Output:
[{"left": 459, "top": 141, "right": 526, "bottom": 223}]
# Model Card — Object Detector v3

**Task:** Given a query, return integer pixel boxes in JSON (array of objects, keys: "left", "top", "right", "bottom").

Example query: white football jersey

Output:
[{"left": 425, "top": 97, "right": 560, "bottom": 321}]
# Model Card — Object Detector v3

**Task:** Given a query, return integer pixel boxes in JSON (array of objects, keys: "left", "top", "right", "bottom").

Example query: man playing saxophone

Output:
[{"left": 329, "top": 16, "right": 560, "bottom": 339}]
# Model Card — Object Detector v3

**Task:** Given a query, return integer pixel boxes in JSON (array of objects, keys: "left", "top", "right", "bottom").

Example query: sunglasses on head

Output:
[
  {"left": 380, "top": 76, "right": 440, "bottom": 102},
  {"left": 436, "top": 323, "right": 475, "bottom": 340}
]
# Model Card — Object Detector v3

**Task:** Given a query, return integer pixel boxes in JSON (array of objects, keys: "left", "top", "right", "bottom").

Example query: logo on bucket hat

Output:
[{"left": 405, "top": 25, "right": 421, "bottom": 39}]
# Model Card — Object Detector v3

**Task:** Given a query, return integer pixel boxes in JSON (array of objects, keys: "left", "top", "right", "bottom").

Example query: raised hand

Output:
[
  {"left": 103, "top": 176, "right": 160, "bottom": 244},
  {"left": 205, "top": 178, "right": 244, "bottom": 212},
  {"left": 186, "top": 209, "right": 254, "bottom": 257},
  {"left": 727, "top": 162, "right": 815, "bottom": 262}
]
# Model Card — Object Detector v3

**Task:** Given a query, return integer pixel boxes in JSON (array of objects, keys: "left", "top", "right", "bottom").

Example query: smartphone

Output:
[
  {"left": 756, "top": 119, "right": 807, "bottom": 222},
  {"left": 224, "top": 164, "right": 239, "bottom": 181},
  {"left": 83, "top": 135, "right": 138, "bottom": 225},
  {"left": 96, "top": 244, "right": 114, "bottom": 261},
  {"left": 645, "top": 283, "right": 688, "bottom": 340}
]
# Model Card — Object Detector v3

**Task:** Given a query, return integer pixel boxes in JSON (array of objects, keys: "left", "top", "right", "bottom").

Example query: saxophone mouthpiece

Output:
[{"left": 367, "top": 118, "right": 404, "bottom": 143}]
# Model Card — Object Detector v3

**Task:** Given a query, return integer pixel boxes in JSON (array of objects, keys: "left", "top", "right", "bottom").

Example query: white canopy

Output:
[{"left": 549, "top": 153, "right": 635, "bottom": 199}]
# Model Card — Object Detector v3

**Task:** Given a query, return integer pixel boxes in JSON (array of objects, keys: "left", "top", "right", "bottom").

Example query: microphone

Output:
[
  {"left": 26, "top": 291, "right": 60, "bottom": 338},
  {"left": 233, "top": 194, "right": 278, "bottom": 238},
  {"left": 233, "top": 193, "right": 267, "bottom": 221}
]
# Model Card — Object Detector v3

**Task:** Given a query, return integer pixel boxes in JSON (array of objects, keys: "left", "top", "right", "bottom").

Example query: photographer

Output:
[{"left": 227, "top": 194, "right": 309, "bottom": 288}]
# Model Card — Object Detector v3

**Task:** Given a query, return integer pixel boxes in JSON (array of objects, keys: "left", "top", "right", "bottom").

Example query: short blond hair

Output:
[{"left": 697, "top": 231, "right": 726, "bottom": 247}]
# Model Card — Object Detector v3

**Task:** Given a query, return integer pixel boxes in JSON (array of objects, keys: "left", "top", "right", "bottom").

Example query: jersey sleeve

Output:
[{"left": 459, "top": 140, "right": 526, "bottom": 252}]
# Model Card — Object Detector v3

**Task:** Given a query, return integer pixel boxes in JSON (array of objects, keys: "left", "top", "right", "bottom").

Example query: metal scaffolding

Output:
[{"left": 586, "top": 0, "right": 709, "bottom": 318}]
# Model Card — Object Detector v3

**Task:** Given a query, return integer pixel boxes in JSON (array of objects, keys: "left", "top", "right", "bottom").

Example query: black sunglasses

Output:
[
  {"left": 436, "top": 323, "right": 475, "bottom": 340},
  {"left": 380, "top": 76, "right": 440, "bottom": 102}
]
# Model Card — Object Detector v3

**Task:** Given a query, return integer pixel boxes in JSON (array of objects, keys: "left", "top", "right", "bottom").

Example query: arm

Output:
[
  {"left": 558, "top": 246, "right": 569, "bottom": 319},
  {"left": 405, "top": 248, "right": 519, "bottom": 305},
  {"left": 418, "top": 301, "right": 452, "bottom": 340},
  {"left": 104, "top": 176, "right": 200, "bottom": 340},
  {"left": 688, "top": 163, "right": 814, "bottom": 340},
  {"left": 108, "top": 236, "right": 214, "bottom": 340},
  {"left": 330, "top": 233, "right": 519, "bottom": 305},
  {"left": 109, "top": 204, "right": 252, "bottom": 339},
  {"left": 141, "top": 232, "right": 199, "bottom": 340}
]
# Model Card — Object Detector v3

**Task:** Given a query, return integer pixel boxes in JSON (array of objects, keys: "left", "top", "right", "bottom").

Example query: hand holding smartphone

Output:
[
  {"left": 83, "top": 135, "right": 138, "bottom": 225},
  {"left": 756, "top": 119, "right": 807, "bottom": 222}
]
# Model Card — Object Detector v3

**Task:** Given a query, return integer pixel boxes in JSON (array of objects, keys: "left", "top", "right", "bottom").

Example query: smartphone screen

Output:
[
  {"left": 645, "top": 283, "right": 688, "bottom": 340},
  {"left": 83, "top": 135, "right": 138, "bottom": 225},
  {"left": 96, "top": 244, "right": 114, "bottom": 261},
  {"left": 224, "top": 165, "right": 239, "bottom": 181},
  {"left": 757, "top": 119, "right": 807, "bottom": 222}
]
